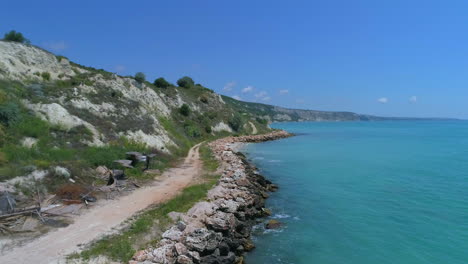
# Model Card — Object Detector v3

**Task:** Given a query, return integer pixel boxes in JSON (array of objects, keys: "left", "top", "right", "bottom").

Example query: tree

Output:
[
  {"left": 177, "top": 76, "right": 194, "bottom": 88},
  {"left": 179, "top": 104, "right": 191, "bottom": 116},
  {"left": 154, "top": 77, "right": 171, "bottom": 88},
  {"left": 228, "top": 114, "right": 242, "bottom": 132},
  {"left": 134, "top": 72, "right": 146, "bottom": 83},
  {"left": 3, "top": 30, "right": 30, "bottom": 44}
]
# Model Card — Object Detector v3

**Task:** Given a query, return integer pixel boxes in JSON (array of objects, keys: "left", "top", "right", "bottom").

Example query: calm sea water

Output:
[{"left": 243, "top": 121, "right": 468, "bottom": 264}]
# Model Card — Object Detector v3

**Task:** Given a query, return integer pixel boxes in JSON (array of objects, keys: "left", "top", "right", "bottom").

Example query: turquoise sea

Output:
[{"left": 243, "top": 121, "right": 468, "bottom": 264}]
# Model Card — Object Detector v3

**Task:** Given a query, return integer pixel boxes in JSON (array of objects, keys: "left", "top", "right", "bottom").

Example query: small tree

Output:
[
  {"left": 154, "top": 77, "right": 171, "bottom": 88},
  {"left": 134, "top": 72, "right": 146, "bottom": 83},
  {"left": 177, "top": 76, "right": 194, "bottom": 88},
  {"left": 179, "top": 104, "right": 191, "bottom": 116},
  {"left": 228, "top": 114, "right": 242, "bottom": 132},
  {"left": 3, "top": 30, "right": 30, "bottom": 44}
]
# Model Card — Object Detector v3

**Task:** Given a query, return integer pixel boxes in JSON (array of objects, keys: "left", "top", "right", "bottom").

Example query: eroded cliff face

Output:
[{"left": 0, "top": 41, "right": 260, "bottom": 152}]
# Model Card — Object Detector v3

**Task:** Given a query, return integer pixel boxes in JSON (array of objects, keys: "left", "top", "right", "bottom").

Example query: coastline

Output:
[{"left": 131, "top": 130, "right": 292, "bottom": 264}]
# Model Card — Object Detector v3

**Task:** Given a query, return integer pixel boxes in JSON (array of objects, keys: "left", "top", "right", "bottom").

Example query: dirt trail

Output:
[
  {"left": 0, "top": 143, "right": 204, "bottom": 264},
  {"left": 248, "top": 121, "right": 258, "bottom": 134}
]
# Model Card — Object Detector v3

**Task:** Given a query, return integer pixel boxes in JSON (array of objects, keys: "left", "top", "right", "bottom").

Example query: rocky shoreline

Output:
[{"left": 130, "top": 130, "right": 292, "bottom": 264}]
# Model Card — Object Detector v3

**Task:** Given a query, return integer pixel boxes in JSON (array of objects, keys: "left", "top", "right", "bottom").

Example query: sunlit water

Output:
[{"left": 243, "top": 121, "right": 468, "bottom": 264}]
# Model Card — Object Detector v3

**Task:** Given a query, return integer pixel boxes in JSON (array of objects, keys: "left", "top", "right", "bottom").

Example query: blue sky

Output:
[{"left": 3, "top": 0, "right": 468, "bottom": 118}]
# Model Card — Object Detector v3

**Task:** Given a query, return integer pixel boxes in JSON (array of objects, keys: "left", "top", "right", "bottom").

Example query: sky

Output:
[{"left": 3, "top": 0, "right": 468, "bottom": 118}]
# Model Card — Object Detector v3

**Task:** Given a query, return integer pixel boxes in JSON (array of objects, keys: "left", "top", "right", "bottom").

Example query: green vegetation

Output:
[
  {"left": 200, "top": 144, "right": 218, "bottom": 172},
  {"left": 153, "top": 77, "right": 171, "bottom": 88},
  {"left": 177, "top": 76, "right": 194, "bottom": 88},
  {"left": 0, "top": 102, "right": 21, "bottom": 127},
  {"left": 41, "top": 72, "right": 51, "bottom": 81},
  {"left": 179, "top": 103, "right": 190, "bottom": 116},
  {"left": 3, "top": 30, "right": 30, "bottom": 44},
  {"left": 134, "top": 72, "right": 146, "bottom": 83},
  {"left": 228, "top": 113, "right": 242, "bottom": 131}
]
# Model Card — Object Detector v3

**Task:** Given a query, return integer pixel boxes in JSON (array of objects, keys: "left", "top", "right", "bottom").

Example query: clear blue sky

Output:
[{"left": 3, "top": 0, "right": 468, "bottom": 118}]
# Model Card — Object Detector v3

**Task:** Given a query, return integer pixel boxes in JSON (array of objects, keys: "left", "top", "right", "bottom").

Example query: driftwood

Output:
[{"left": 0, "top": 207, "right": 41, "bottom": 220}]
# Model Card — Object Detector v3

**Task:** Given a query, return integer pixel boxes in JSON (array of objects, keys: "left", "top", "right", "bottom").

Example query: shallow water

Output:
[{"left": 244, "top": 121, "right": 468, "bottom": 264}]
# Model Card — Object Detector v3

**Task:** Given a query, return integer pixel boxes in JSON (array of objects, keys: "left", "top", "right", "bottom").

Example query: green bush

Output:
[
  {"left": 228, "top": 114, "right": 242, "bottom": 131},
  {"left": 177, "top": 76, "right": 194, "bottom": 88},
  {"left": 41, "top": 72, "right": 51, "bottom": 81},
  {"left": 3, "top": 30, "right": 30, "bottom": 44},
  {"left": 0, "top": 102, "right": 21, "bottom": 127},
  {"left": 256, "top": 117, "right": 268, "bottom": 125},
  {"left": 184, "top": 124, "right": 201, "bottom": 138},
  {"left": 154, "top": 77, "right": 171, "bottom": 88},
  {"left": 134, "top": 72, "right": 146, "bottom": 83},
  {"left": 179, "top": 104, "right": 191, "bottom": 116},
  {"left": 205, "top": 125, "right": 212, "bottom": 134}
]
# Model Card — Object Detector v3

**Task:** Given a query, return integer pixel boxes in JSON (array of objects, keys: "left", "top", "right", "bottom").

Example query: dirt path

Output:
[
  {"left": 0, "top": 143, "right": 204, "bottom": 264},
  {"left": 248, "top": 121, "right": 258, "bottom": 134}
]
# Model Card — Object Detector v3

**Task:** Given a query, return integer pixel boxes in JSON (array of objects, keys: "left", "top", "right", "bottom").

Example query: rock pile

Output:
[{"left": 131, "top": 131, "right": 291, "bottom": 264}]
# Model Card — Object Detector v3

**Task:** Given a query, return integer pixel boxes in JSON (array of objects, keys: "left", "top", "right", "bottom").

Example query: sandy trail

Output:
[
  {"left": 248, "top": 121, "right": 258, "bottom": 134},
  {"left": 0, "top": 143, "right": 204, "bottom": 264}
]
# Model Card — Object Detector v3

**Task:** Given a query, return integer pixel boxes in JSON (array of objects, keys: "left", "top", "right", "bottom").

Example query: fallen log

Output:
[{"left": 0, "top": 207, "right": 40, "bottom": 220}]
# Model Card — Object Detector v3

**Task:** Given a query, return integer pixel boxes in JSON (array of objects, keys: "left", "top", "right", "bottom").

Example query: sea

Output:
[{"left": 243, "top": 121, "right": 468, "bottom": 264}]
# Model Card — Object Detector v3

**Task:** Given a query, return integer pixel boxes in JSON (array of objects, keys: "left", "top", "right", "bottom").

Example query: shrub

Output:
[
  {"left": 179, "top": 104, "right": 190, "bottom": 116},
  {"left": 154, "top": 77, "right": 171, "bottom": 88},
  {"left": 41, "top": 72, "right": 51, "bottom": 81},
  {"left": 134, "top": 72, "right": 146, "bottom": 83},
  {"left": 184, "top": 123, "right": 201, "bottom": 138},
  {"left": 199, "top": 95, "right": 209, "bottom": 104},
  {"left": 228, "top": 114, "right": 242, "bottom": 131},
  {"left": 177, "top": 76, "right": 194, "bottom": 88},
  {"left": 256, "top": 117, "right": 268, "bottom": 125},
  {"left": 3, "top": 30, "right": 30, "bottom": 44},
  {"left": 11, "top": 116, "right": 49, "bottom": 138},
  {"left": 0, "top": 102, "right": 21, "bottom": 127},
  {"left": 205, "top": 125, "right": 212, "bottom": 134}
]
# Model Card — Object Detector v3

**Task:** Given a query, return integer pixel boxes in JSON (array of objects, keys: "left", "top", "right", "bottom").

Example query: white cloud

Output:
[
  {"left": 223, "top": 81, "right": 236, "bottom": 91},
  {"left": 409, "top": 96, "right": 417, "bottom": 103},
  {"left": 254, "top": 91, "right": 267, "bottom": 98},
  {"left": 232, "top": 95, "right": 242, "bottom": 100},
  {"left": 377, "top": 97, "right": 388, "bottom": 104},
  {"left": 262, "top": 96, "right": 271, "bottom": 102},
  {"left": 43, "top": 40, "right": 67, "bottom": 52},
  {"left": 242, "top": 86, "right": 254, "bottom": 93},
  {"left": 115, "top": 65, "right": 126, "bottom": 73},
  {"left": 279, "top": 89, "right": 289, "bottom": 95}
]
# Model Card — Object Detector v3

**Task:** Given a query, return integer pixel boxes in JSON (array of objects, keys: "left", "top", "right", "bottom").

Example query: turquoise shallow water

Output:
[{"left": 243, "top": 121, "right": 468, "bottom": 264}]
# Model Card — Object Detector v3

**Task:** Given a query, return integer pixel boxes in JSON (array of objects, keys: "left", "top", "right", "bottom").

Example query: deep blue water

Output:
[{"left": 243, "top": 121, "right": 468, "bottom": 264}]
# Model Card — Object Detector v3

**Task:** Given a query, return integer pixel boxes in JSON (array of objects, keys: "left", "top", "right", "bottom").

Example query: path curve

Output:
[{"left": 0, "top": 143, "right": 204, "bottom": 264}]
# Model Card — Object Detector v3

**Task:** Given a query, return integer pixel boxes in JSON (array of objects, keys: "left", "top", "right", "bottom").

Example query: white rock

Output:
[
  {"left": 211, "top": 122, "right": 233, "bottom": 133},
  {"left": 54, "top": 166, "right": 70, "bottom": 178},
  {"left": 21, "top": 137, "right": 38, "bottom": 148}
]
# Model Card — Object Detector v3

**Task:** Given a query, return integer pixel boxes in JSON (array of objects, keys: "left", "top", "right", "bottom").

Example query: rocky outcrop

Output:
[{"left": 131, "top": 131, "right": 291, "bottom": 264}]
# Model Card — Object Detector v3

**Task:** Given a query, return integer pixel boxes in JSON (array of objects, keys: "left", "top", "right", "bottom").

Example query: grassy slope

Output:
[{"left": 0, "top": 52, "right": 270, "bottom": 196}]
